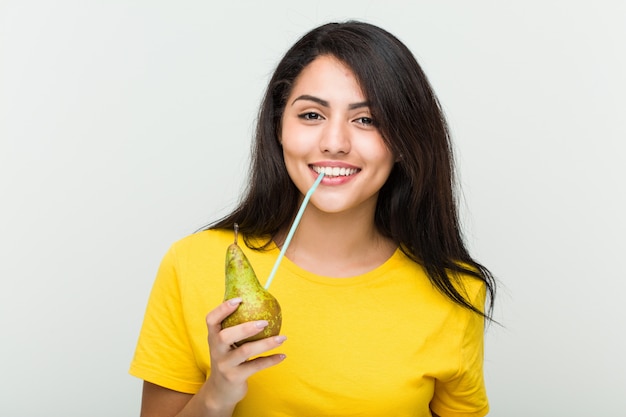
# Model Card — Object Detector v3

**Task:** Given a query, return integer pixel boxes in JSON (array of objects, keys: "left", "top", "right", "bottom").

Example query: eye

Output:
[
  {"left": 354, "top": 116, "right": 376, "bottom": 127},
  {"left": 298, "top": 112, "right": 324, "bottom": 121}
]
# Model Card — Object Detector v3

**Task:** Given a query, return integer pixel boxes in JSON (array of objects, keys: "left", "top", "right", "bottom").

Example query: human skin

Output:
[
  {"left": 140, "top": 298, "right": 286, "bottom": 417},
  {"left": 139, "top": 54, "right": 399, "bottom": 417},
  {"left": 280, "top": 54, "right": 396, "bottom": 218},
  {"left": 277, "top": 54, "right": 398, "bottom": 277}
]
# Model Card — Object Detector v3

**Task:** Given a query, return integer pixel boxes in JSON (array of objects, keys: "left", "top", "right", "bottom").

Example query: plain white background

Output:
[{"left": 1, "top": 1, "right": 625, "bottom": 415}]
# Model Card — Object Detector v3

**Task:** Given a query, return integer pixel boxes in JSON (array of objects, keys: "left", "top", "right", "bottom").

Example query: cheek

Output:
[
  {"left": 281, "top": 124, "right": 313, "bottom": 158},
  {"left": 365, "top": 140, "right": 395, "bottom": 166},
  {"left": 370, "top": 147, "right": 396, "bottom": 182},
  {"left": 280, "top": 134, "right": 309, "bottom": 177},
  {"left": 281, "top": 139, "right": 307, "bottom": 161}
]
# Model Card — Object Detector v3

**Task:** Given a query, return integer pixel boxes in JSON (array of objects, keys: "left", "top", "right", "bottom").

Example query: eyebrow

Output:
[{"left": 291, "top": 94, "right": 370, "bottom": 110}]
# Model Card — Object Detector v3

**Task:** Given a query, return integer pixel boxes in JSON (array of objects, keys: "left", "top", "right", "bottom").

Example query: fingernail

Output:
[
  {"left": 255, "top": 320, "right": 269, "bottom": 329},
  {"left": 274, "top": 335, "right": 287, "bottom": 344},
  {"left": 228, "top": 297, "right": 242, "bottom": 306}
]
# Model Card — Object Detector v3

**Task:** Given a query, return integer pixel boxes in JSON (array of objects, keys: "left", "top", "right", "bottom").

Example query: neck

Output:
[{"left": 276, "top": 205, "right": 397, "bottom": 277}]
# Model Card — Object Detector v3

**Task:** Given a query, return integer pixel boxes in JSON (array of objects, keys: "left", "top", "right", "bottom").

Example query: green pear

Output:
[{"left": 221, "top": 223, "right": 282, "bottom": 346}]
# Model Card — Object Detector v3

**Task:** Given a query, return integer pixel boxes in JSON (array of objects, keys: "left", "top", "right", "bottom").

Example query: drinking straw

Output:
[{"left": 264, "top": 172, "right": 325, "bottom": 290}]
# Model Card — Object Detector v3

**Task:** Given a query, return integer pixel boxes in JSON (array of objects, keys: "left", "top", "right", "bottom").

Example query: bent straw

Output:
[{"left": 264, "top": 172, "right": 325, "bottom": 290}]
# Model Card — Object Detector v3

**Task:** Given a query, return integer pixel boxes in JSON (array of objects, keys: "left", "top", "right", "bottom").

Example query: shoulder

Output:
[
  {"left": 164, "top": 229, "right": 274, "bottom": 276},
  {"left": 452, "top": 265, "right": 488, "bottom": 311},
  {"left": 172, "top": 228, "right": 233, "bottom": 250},
  {"left": 165, "top": 229, "right": 234, "bottom": 262},
  {"left": 394, "top": 251, "right": 487, "bottom": 305},
  {"left": 151, "top": 229, "right": 235, "bottom": 283},
  {"left": 169, "top": 229, "right": 272, "bottom": 254}
]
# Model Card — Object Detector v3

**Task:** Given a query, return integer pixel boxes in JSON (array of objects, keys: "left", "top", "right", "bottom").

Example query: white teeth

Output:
[{"left": 312, "top": 166, "right": 359, "bottom": 177}]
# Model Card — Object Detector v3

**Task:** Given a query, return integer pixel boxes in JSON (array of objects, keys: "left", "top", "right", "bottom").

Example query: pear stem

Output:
[
  {"left": 264, "top": 172, "right": 325, "bottom": 290},
  {"left": 233, "top": 223, "right": 239, "bottom": 244}
]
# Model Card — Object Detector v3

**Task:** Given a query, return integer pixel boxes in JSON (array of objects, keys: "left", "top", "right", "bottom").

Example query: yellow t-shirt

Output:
[{"left": 130, "top": 229, "right": 489, "bottom": 417}]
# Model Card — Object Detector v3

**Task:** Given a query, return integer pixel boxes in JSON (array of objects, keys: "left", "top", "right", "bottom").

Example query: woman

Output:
[{"left": 130, "top": 21, "right": 496, "bottom": 417}]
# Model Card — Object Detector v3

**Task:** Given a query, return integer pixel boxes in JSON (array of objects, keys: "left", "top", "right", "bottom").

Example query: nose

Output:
[{"left": 319, "top": 120, "right": 351, "bottom": 155}]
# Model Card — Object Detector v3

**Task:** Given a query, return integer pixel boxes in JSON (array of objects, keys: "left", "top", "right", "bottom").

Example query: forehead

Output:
[{"left": 288, "top": 55, "right": 365, "bottom": 101}]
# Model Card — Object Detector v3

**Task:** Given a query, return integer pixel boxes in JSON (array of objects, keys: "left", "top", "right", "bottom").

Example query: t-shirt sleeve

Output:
[
  {"left": 129, "top": 245, "right": 206, "bottom": 394},
  {"left": 429, "top": 285, "right": 490, "bottom": 417}
]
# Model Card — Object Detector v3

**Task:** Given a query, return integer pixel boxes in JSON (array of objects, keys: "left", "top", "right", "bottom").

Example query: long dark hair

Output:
[{"left": 209, "top": 21, "right": 496, "bottom": 321}]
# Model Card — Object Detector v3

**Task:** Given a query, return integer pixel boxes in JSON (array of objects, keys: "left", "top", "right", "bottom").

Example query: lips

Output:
[{"left": 311, "top": 165, "right": 360, "bottom": 177}]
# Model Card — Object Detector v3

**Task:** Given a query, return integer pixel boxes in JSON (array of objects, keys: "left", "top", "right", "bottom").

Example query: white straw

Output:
[{"left": 264, "top": 173, "right": 325, "bottom": 290}]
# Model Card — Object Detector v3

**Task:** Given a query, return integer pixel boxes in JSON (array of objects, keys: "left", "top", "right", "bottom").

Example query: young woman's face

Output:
[{"left": 280, "top": 55, "right": 396, "bottom": 216}]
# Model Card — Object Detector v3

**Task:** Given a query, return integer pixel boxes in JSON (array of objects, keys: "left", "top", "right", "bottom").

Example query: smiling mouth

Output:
[{"left": 311, "top": 165, "right": 360, "bottom": 177}]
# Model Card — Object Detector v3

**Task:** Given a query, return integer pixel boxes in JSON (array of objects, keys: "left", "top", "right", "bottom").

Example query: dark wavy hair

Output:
[{"left": 208, "top": 21, "right": 496, "bottom": 321}]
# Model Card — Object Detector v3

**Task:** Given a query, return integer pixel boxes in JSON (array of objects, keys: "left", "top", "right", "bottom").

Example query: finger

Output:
[
  {"left": 219, "top": 319, "right": 271, "bottom": 348},
  {"left": 237, "top": 353, "right": 287, "bottom": 379},
  {"left": 227, "top": 335, "right": 288, "bottom": 367},
  {"left": 206, "top": 298, "right": 242, "bottom": 334}
]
